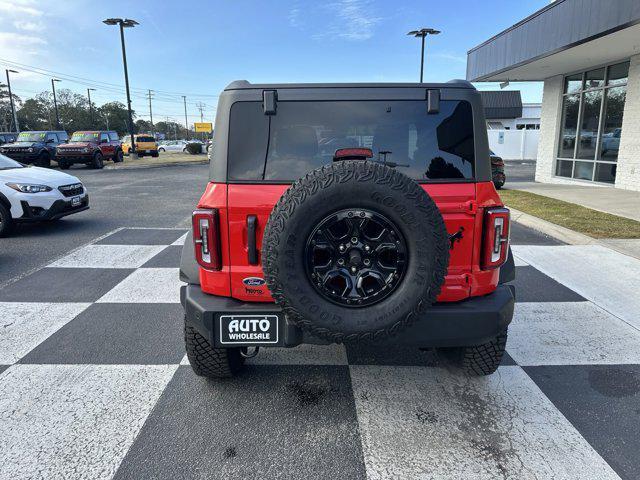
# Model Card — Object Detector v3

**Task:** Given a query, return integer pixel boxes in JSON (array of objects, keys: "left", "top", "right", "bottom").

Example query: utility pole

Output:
[
  {"left": 51, "top": 78, "right": 61, "bottom": 129},
  {"left": 5, "top": 69, "right": 19, "bottom": 133},
  {"left": 87, "top": 88, "right": 96, "bottom": 126},
  {"left": 147, "top": 89, "right": 154, "bottom": 137},
  {"left": 196, "top": 102, "right": 205, "bottom": 141},
  {"left": 182, "top": 95, "right": 188, "bottom": 140},
  {"left": 103, "top": 17, "right": 138, "bottom": 154},
  {"left": 407, "top": 28, "right": 441, "bottom": 83}
]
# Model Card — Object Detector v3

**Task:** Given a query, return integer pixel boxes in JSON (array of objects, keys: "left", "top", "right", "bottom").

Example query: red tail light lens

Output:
[
  {"left": 481, "top": 207, "right": 510, "bottom": 270},
  {"left": 192, "top": 209, "right": 221, "bottom": 270}
]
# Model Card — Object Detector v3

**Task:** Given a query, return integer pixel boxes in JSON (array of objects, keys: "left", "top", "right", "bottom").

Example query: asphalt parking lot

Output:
[{"left": 1, "top": 164, "right": 639, "bottom": 480}]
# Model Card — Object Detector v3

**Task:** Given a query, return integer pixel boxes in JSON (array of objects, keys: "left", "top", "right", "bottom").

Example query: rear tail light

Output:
[
  {"left": 192, "top": 209, "right": 221, "bottom": 270},
  {"left": 481, "top": 207, "right": 510, "bottom": 269}
]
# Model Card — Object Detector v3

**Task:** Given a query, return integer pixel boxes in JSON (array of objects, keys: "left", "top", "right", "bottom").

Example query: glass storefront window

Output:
[
  {"left": 607, "top": 62, "right": 629, "bottom": 86},
  {"left": 573, "top": 161, "right": 594, "bottom": 180},
  {"left": 556, "top": 61, "right": 629, "bottom": 183},
  {"left": 564, "top": 73, "right": 582, "bottom": 94},
  {"left": 555, "top": 159, "right": 573, "bottom": 177},
  {"left": 599, "top": 86, "right": 626, "bottom": 160},
  {"left": 576, "top": 90, "right": 602, "bottom": 159},
  {"left": 584, "top": 68, "right": 605, "bottom": 89},
  {"left": 594, "top": 163, "right": 616, "bottom": 184},
  {"left": 558, "top": 94, "right": 579, "bottom": 158}
]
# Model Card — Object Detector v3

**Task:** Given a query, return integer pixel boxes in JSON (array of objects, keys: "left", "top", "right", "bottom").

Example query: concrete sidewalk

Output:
[{"left": 507, "top": 182, "right": 640, "bottom": 221}]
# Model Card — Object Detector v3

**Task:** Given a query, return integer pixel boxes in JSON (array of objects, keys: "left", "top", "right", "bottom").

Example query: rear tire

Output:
[
  {"left": 184, "top": 323, "right": 245, "bottom": 379},
  {"left": 113, "top": 149, "right": 123, "bottom": 163},
  {"left": 440, "top": 329, "right": 508, "bottom": 376},
  {"left": 58, "top": 160, "right": 70, "bottom": 170},
  {"left": 37, "top": 152, "right": 51, "bottom": 168},
  {"left": 92, "top": 152, "right": 104, "bottom": 169},
  {"left": 0, "top": 203, "right": 14, "bottom": 237},
  {"left": 151, "top": 151, "right": 159, "bottom": 158}
]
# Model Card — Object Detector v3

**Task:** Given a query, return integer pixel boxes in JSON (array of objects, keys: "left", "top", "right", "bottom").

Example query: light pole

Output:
[
  {"left": 87, "top": 88, "right": 96, "bottom": 126},
  {"left": 407, "top": 28, "right": 441, "bottom": 83},
  {"left": 5, "top": 69, "right": 19, "bottom": 133},
  {"left": 51, "top": 78, "right": 61, "bottom": 129},
  {"left": 103, "top": 17, "right": 138, "bottom": 154},
  {"left": 182, "top": 95, "right": 188, "bottom": 140}
]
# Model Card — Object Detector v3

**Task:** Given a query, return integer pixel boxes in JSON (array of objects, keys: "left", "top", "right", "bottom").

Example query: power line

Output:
[{"left": 0, "top": 57, "right": 220, "bottom": 100}]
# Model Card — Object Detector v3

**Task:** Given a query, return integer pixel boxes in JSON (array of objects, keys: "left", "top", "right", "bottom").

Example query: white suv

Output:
[{"left": 0, "top": 153, "right": 89, "bottom": 236}]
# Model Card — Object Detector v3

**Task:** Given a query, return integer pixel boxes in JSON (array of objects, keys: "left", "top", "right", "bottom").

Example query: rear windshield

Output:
[
  {"left": 228, "top": 100, "right": 475, "bottom": 182},
  {"left": 136, "top": 136, "right": 155, "bottom": 142}
]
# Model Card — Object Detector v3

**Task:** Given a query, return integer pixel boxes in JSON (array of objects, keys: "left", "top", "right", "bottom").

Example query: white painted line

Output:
[
  {"left": 513, "top": 255, "right": 529, "bottom": 267},
  {"left": 349, "top": 365, "right": 621, "bottom": 480},
  {"left": 49, "top": 244, "right": 166, "bottom": 269},
  {"left": 247, "top": 344, "right": 348, "bottom": 365},
  {"left": 97, "top": 268, "right": 184, "bottom": 304},
  {"left": 0, "top": 364, "right": 177, "bottom": 480},
  {"left": 180, "top": 354, "right": 189, "bottom": 365},
  {"left": 508, "top": 302, "right": 640, "bottom": 366},
  {"left": 0, "top": 303, "right": 91, "bottom": 364},
  {"left": 512, "top": 245, "right": 640, "bottom": 331},
  {"left": 171, "top": 233, "right": 188, "bottom": 246},
  {"left": 0, "top": 227, "right": 125, "bottom": 290}
]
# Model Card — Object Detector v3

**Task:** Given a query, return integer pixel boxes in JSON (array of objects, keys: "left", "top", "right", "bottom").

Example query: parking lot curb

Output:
[
  {"left": 508, "top": 206, "right": 640, "bottom": 260},
  {"left": 105, "top": 159, "right": 208, "bottom": 170}
]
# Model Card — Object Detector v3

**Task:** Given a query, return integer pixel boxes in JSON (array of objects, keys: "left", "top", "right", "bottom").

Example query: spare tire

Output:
[{"left": 262, "top": 160, "right": 449, "bottom": 343}]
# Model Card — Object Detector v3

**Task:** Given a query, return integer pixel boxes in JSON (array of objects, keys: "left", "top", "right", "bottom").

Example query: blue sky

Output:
[{"left": 0, "top": 0, "right": 548, "bottom": 124}]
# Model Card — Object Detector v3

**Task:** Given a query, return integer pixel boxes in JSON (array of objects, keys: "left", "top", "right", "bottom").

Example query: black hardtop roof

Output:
[
  {"left": 19, "top": 130, "right": 67, "bottom": 134},
  {"left": 224, "top": 79, "right": 475, "bottom": 91}
]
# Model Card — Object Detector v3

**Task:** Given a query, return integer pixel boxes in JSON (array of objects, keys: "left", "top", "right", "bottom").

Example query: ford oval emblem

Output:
[{"left": 242, "top": 277, "right": 266, "bottom": 287}]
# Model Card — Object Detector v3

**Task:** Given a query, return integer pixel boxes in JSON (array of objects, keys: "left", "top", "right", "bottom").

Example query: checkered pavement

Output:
[{"left": 1, "top": 227, "right": 640, "bottom": 480}]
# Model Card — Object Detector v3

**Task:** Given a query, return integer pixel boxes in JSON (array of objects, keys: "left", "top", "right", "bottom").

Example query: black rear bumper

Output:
[{"left": 181, "top": 284, "right": 515, "bottom": 348}]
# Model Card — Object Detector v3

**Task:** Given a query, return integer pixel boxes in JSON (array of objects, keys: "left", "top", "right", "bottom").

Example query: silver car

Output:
[{"left": 157, "top": 140, "right": 189, "bottom": 153}]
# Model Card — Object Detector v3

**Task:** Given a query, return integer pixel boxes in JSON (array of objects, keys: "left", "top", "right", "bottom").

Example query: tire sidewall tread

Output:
[{"left": 262, "top": 160, "right": 449, "bottom": 344}]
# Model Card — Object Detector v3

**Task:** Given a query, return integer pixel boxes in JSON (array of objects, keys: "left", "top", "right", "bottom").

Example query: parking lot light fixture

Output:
[
  {"left": 103, "top": 17, "right": 138, "bottom": 154},
  {"left": 5, "top": 69, "right": 19, "bottom": 133},
  {"left": 407, "top": 28, "right": 441, "bottom": 83},
  {"left": 51, "top": 78, "right": 61, "bottom": 129}
]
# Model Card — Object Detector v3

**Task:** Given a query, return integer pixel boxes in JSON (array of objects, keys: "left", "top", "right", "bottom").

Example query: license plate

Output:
[
  {"left": 71, "top": 196, "right": 81, "bottom": 207},
  {"left": 145, "top": 150, "right": 151, "bottom": 153},
  {"left": 219, "top": 314, "right": 279, "bottom": 345}
]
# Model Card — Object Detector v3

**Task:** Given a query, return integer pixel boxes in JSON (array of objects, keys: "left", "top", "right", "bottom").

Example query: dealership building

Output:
[{"left": 467, "top": 0, "right": 640, "bottom": 190}]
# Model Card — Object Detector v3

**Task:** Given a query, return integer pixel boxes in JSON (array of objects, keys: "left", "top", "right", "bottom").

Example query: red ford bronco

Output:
[
  {"left": 180, "top": 80, "right": 515, "bottom": 379},
  {"left": 55, "top": 130, "right": 123, "bottom": 169}
]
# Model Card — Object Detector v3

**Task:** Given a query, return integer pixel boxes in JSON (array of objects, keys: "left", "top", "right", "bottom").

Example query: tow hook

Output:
[
  {"left": 448, "top": 227, "right": 464, "bottom": 249},
  {"left": 240, "top": 346, "right": 260, "bottom": 358}
]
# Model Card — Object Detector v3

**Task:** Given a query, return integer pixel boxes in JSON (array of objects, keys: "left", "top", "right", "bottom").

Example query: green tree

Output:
[
  {"left": 0, "top": 82, "right": 21, "bottom": 132},
  {"left": 17, "top": 97, "right": 51, "bottom": 131},
  {"left": 96, "top": 101, "right": 136, "bottom": 136}
]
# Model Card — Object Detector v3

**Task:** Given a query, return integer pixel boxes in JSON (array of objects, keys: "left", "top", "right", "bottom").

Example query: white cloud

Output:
[
  {"left": 289, "top": 0, "right": 382, "bottom": 42},
  {"left": 0, "top": 31, "right": 47, "bottom": 63},
  {"left": 329, "top": 0, "right": 382, "bottom": 41},
  {"left": 0, "top": 0, "right": 43, "bottom": 17},
  {"left": 13, "top": 20, "right": 42, "bottom": 31}
]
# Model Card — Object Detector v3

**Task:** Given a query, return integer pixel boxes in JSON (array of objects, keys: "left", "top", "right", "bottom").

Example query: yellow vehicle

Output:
[{"left": 122, "top": 134, "right": 159, "bottom": 157}]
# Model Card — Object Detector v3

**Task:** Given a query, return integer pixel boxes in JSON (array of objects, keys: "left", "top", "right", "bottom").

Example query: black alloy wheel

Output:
[{"left": 305, "top": 208, "right": 408, "bottom": 308}]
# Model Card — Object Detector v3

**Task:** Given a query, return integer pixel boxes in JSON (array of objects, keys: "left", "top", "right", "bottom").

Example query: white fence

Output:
[{"left": 487, "top": 129, "right": 539, "bottom": 160}]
